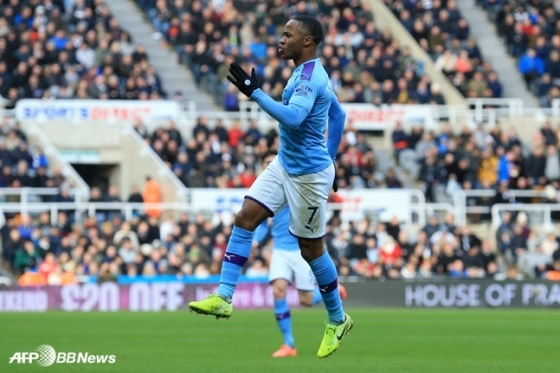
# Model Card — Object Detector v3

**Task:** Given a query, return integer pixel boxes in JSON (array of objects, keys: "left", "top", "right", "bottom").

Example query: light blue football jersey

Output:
[{"left": 279, "top": 58, "right": 334, "bottom": 176}]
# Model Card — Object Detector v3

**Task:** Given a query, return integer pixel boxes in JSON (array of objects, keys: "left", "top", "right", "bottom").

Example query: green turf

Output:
[{"left": 1, "top": 309, "right": 559, "bottom": 373}]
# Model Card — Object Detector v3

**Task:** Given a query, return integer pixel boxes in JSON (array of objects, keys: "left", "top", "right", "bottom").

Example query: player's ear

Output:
[{"left": 302, "top": 35, "right": 313, "bottom": 47}]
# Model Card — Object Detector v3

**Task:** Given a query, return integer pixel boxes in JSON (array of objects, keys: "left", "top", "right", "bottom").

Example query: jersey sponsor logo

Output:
[{"left": 294, "top": 85, "right": 313, "bottom": 98}]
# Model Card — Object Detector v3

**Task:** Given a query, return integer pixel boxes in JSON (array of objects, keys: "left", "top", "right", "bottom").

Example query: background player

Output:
[
  {"left": 254, "top": 150, "right": 347, "bottom": 358},
  {"left": 189, "top": 15, "right": 351, "bottom": 358}
]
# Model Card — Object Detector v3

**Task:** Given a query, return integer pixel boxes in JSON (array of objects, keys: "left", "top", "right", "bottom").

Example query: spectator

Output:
[
  {"left": 518, "top": 49, "right": 545, "bottom": 89},
  {"left": 392, "top": 122, "right": 409, "bottom": 161},
  {"left": 143, "top": 177, "right": 162, "bottom": 218}
]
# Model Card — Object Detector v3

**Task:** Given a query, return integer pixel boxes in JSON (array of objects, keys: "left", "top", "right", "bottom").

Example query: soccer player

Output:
[
  {"left": 254, "top": 150, "right": 348, "bottom": 358},
  {"left": 189, "top": 15, "right": 352, "bottom": 358}
]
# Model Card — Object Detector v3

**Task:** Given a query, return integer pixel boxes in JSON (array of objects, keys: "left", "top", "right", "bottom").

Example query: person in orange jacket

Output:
[{"left": 142, "top": 176, "right": 163, "bottom": 218}]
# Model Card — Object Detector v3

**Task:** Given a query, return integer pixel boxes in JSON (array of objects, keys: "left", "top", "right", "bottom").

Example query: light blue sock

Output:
[
  {"left": 217, "top": 226, "right": 254, "bottom": 300},
  {"left": 312, "top": 287, "right": 323, "bottom": 306},
  {"left": 274, "top": 298, "right": 295, "bottom": 348},
  {"left": 309, "top": 251, "right": 345, "bottom": 325}
]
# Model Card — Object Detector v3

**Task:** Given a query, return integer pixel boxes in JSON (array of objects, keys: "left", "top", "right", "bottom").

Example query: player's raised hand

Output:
[{"left": 227, "top": 63, "right": 259, "bottom": 98}]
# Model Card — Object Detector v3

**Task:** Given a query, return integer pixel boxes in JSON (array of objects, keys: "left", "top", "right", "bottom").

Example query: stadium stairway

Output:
[
  {"left": 30, "top": 120, "right": 188, "bottom": 205},
  {"left": 23, "top": 124, "right": 91, "bottom": 201},
  {"left": 365, "top": 0, "right": 468, "bottom": 108},
  {"left": 456, "top": 1, "right": 538, "bottom": 106},
  {"left": 369, "top": 137, "right": 417, "bottom": 190},
  {"left": 106, "top": 0, "right": 219, "bottom": 112}
]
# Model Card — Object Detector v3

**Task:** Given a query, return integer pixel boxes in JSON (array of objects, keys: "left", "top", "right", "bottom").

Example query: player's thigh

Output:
[
  {"left": 269, "top": 250, "right": 295, "bottom": 286},
  {"left": 288, "top": 251, "right": 316, "bottom": 291},
  {"left": 284, "top": 164, "right": 334, "bottom": 239},
  {"left": 246, "top": 157, "right": 287, "bottom": 216}
]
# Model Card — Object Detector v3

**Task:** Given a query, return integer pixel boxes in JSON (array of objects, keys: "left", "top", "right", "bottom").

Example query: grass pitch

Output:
[{"left": 1, "top": 309, "right": 559, "bottom": 373}]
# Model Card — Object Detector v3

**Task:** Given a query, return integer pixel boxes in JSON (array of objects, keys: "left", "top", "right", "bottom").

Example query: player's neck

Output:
[{"left": 293, "top": 52, "right": 318, "bottom": 68}]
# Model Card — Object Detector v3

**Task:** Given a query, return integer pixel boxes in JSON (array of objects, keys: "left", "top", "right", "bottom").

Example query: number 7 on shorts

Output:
[{"left": 305, "top": 206, "right": 318, "bottom": 233}]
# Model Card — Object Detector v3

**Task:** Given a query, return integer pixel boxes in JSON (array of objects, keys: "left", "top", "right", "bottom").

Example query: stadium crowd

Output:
[
  {"left": 0, "top": 116, "right": 71, "bottom": 201},
  {"left": 133, "top": 117, "right": 402, "bottom": 190},
  {"left": 392, "top": 120, "right": 560, "bottom": 206},
  {"left": 137, "top": 0, "right": 447, "bottom": 109},
  {"left": 2, "top": 116, "right": 560, "bottom": 284},
  {"left": 0, "top": 0, "right": 166, "bottom": 106},
  {"left": 392, "top": 119, "right": 560, "bottom": 279},
  {"left": 478, "top": 0, "right": 560, "bottom": 107},
  {"left": 3, "top": 202, "right": 560, "bottom": 286},
  {"left": 383, "top": 0, "right": 503, "bottom": 99}
]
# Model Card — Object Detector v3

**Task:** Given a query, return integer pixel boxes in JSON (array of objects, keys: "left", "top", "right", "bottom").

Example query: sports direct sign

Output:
[
  {"left": 341, "top": 104, "right": 436, "bottom": 130},
  {"left": 15, "top": 99, "right": 180, "bottom": 123}
]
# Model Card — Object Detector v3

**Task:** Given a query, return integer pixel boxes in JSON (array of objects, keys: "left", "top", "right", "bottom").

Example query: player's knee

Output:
[
  {"left": 234, "top": 208, "right": 264, "bottom": 231},
  {"left": 300, "top": 248, "right": 315, "bottom": 262},
  {"left": 299, "top": 294, "right": 313, "bottom": 307},
  {"left": 272, "top": 285, "right": 287, "bottom": 299},
  {"left": 298, "top": 240, "right": 323, "bottom": 262},
  {"left": 233, "top": 211, "right": 256, "bottom": 231},
  {"left": 234, "top": 199, "right": 271, "bottom": 230}
]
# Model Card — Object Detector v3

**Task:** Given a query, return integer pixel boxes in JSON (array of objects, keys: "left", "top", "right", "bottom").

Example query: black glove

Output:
[
  {"left": 227, "top": 63, "right": 259, "bottom": 98},
  {"left": 332, "top": 166, "right": 338, "bottom": 193}
]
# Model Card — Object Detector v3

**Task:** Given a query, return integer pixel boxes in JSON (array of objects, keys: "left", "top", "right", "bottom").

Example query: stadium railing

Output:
[
  {"left": 0, "top": 199, "right": 453, "bottom": 228},
  {"left": 453, "top": 189, "right": 552, "bottom": 227},
  {"left": 125, "top": 124, "right": 188, "bottom": 201},
  {"left": 0, "top": 187, "right": 86, "bottom": 203},
  {"left": 24, "top": 124, "right": 91, "bottom": 200},
  {"left": 492, "top": 203, "right": 560, "bottom": 232}
]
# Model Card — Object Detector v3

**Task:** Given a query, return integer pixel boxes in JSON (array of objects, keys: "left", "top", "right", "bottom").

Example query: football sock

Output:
[
  {"left": 309, "top": 251, "right": 345, "bottom": 325},
  {"left": 217, "top": 226, "right": 253, "bottom": 301},
  {"left": 312, "top": 287, "right": 323, "bottom": 306},
  {"left": 274, "top": 298, "right": 295, "bottom": 348}
]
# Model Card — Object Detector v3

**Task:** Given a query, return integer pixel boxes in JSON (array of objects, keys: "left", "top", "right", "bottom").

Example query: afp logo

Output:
[
  {"left": 9, "top": 344, "right": 116, "bottom": 367},
  {"left": 9, "top": 345, "right": 56, "bottom": 367}
]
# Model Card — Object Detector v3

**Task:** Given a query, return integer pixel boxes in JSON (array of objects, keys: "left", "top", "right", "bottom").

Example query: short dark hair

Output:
[
  {"left": 292, "top": 15, "right": 324, "bottom": 46},
  {"left": 261, "top": 150, "right": 278, "bottom": 161}
]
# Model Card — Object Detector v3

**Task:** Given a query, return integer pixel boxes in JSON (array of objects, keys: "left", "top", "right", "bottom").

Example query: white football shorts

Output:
[
  {"left": 268, "top": 249, "right": 316, "bottom": 291},
  {"left": 246, "top": 157, "right": 334, "bottom": 239}
]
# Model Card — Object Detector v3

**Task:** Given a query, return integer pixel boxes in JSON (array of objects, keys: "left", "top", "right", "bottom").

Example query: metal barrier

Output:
[
  {"left": 0, "top": 187, "right": 85, "bottom": 202},
  {"left": 24, "top": 124, "right": 90, "bottom": 200},
  {"left": 0, "top": 200, "right": 452, "bottom": 227},
  {"left": 453, "top": 189, "right": 551, "bottom": 227},
  {"left": 491, "top": 203, "right": 559, "bottom": 231}
]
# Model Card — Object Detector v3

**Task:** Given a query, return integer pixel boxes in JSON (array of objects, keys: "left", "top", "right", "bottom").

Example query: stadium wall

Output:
[
  {"left": 1, "top": 280, "right": 558, "bottom": 312},
  {"left": 20, "top": 121, "right": 187, "bottom": 204}
]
